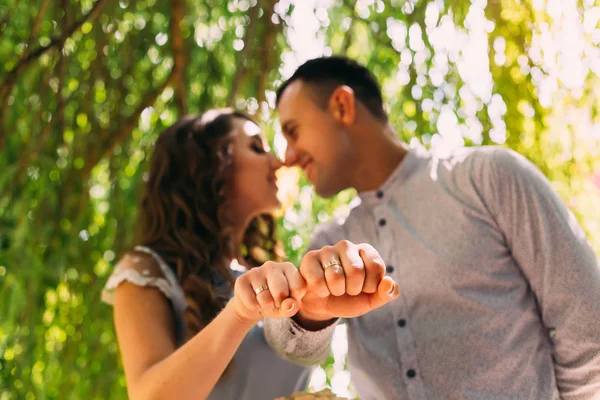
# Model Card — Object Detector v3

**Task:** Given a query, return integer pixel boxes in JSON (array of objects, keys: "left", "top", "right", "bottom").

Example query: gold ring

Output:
[
  {"left": 254, "top": 285, "right": 269, "bottom": 295},
  {"left": 323, "top": 260, "right": 341, "bottom": 271}
]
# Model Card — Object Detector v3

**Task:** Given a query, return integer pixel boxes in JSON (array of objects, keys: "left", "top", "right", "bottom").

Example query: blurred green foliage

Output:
[{"left": 0, "top": 0, "right": 599, "bottom": 398}]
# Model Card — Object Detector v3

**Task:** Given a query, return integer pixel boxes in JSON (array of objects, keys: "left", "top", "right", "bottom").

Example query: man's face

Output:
[{"left": 277, "top": 80, "right": 352, "bottom": 198}]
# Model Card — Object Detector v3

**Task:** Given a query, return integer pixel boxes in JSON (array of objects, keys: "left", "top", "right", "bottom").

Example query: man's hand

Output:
[{"left": 295, "top": 240, "right": 399, "bottom": 329}]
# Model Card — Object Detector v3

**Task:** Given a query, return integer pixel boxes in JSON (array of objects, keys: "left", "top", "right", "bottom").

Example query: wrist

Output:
[
  {"left": 292, "top": 310, "right": 337, "bottom": 331},
  {"left": 225, "top": 299, "right": 258, "bottom": 331}
]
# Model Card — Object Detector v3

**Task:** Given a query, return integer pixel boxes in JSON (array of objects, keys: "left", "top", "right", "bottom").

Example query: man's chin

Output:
[
  {"left": 314, "top": 182, "right": 342, "bottom": 199},
  {"left": 265, "top": 198, "right": 281, "bottom": 212}
]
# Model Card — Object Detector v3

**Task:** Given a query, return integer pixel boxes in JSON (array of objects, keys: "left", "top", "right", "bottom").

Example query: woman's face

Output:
[{"left": 227, "top": 117, "right": 283, "bottom": 219}]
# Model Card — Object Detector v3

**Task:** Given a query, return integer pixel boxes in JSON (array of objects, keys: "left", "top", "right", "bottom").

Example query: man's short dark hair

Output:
[{"left": 275, "top": 56, "right": 387, "bottom": 121}]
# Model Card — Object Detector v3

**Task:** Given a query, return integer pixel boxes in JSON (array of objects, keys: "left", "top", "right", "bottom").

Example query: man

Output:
[{"left": 264, "top": 56, "right": 600, "bottom": 399}]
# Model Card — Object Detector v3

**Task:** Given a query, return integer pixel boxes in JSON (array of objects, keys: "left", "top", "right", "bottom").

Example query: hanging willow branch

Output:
[
  {"left": 170, "top": 0, "right": 186, "bottom": 116},
  {"left": 227, "top": 1, "right": 261, "bottom": 107},
  {"left": 257, "top": 0, "right": 277, "bottom": 108},
  {"left": 0, "top": 0, "right": 110, "bottom": 142},
  {"left": 342, "top": 0, "right": 358, "bottom": 54},
  {"left": 81, "top": 68, "right": 177, "bottom": 178}
]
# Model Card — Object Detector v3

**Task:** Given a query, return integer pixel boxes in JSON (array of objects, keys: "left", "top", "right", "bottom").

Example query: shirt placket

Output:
[{"left": 373, "top": 191, "right": 427, "bottom": 400}]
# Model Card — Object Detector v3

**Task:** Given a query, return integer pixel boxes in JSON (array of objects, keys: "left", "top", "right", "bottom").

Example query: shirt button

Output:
[
  {"left": 386, "top": 265, "right": 394, "bottom": 273},
  {"left": 397, "top": 319, "right": 406, "bottom": 327},
  {"left": 378, "top": 219, "right": 387, "bottom": 227},
  {"left": 376, "top": 190, "right": 384, "bottom": 199},
  {"left": 407, "top": 369, "right": 416, "bottom": 378}
]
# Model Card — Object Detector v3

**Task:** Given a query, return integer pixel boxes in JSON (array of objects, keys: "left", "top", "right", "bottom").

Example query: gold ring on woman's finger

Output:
[
  {"left": 323, "top": 260, "right": 341, "bottom": 271},
  {"left": 254, "top": 285, "right": 269, "bottom": 295}
]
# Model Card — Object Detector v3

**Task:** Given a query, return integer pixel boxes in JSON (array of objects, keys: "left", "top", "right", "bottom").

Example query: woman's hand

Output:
[{"left": 233, "top": 261, "right": 307, "bottom": 324}]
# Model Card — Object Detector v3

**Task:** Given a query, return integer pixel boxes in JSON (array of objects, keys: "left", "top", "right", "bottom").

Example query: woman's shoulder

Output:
[
  {"left": 118, "top": 248, "right": 167, "bottom": 277},
  {"left": 101, "top": 246, "right": 180, "bottom": 306}
]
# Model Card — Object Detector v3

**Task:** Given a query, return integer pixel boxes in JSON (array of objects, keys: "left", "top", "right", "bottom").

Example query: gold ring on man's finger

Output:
[{"left": 323, "top": 260, "right": 341, "bottom": 271}]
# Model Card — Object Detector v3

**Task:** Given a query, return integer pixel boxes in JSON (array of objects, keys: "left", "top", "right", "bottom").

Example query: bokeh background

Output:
[{"left": 1, "top": 0, "right": 599, "bottom": 398}]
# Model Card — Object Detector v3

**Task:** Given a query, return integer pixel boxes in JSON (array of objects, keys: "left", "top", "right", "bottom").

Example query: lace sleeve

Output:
[{"left": 101, "top": 251, "right": 174, "bottom": 306}]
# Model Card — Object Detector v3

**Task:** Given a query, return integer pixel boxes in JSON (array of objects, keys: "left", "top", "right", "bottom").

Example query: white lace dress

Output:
[{"left": 102, "top": 245, "right": 311, "bottom": 400}]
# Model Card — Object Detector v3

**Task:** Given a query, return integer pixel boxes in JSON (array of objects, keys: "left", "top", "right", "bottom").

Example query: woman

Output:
[{"left": 102, "top": 109, "right": 311, "bottom": 400}]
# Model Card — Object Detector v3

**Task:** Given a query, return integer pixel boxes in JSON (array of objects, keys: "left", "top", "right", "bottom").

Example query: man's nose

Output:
[{"left": 284, "top": 144, "right": 299, "bottom": 167}]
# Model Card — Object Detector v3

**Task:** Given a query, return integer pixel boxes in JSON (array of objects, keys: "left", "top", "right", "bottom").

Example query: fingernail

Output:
[
  {"left": 287, "top": 303, "right": 295, "bottom": 312},
  {"left": 388, "top": 283, "right": 396, "bottom": 295}
]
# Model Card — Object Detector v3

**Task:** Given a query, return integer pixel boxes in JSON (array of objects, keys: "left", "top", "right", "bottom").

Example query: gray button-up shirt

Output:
[{"left": 265, "top": 146, "right": 600, "bottom": 399}]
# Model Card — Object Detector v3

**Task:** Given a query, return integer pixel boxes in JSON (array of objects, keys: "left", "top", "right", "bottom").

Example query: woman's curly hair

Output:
[{"left": 132, "top": 109, "right": 283, "bottom": 346}]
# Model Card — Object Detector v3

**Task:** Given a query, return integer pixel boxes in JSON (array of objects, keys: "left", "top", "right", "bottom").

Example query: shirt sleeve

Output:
[
  {"left": 101, "top": 252, "right": 173, "bottom": 306},
  {"left": 482, "top": 147, "right": 600, "bottom": 398},
  {"left": 263, "top": 225, "right": 342, "bottom": 366}
]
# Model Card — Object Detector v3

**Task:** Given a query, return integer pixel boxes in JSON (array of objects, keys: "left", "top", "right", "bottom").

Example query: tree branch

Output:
[
  {"left": 257, "top": 0, "right": 277, "bottom": 109},
  {"left": 227, "top": 1, "right": 261, "bottom": 107},
  {"left": 27, "top": 0, "right": 53, "bottom": 50},
  {"left": 0, "top": 0, "right": 109, "bottom": 131},
  {"left": 22, "top": 0, "right": 108, "bottom": 68},
  {"left": 0, "top": 2, "right": 18, "bottom": 41},
  {"left": 342, "top": 0, "right": 358, "bottom": 54},
  {"left": 170, "top": 0, "right": 186, "bottom": 116},
  {"left": 58, "top": 0, "right": 69, "bottom": 141},
  {"left": 82, "top": 68, "right": 177, "bottom": 178}
]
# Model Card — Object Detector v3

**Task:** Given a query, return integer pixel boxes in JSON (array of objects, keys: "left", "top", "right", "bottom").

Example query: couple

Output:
[{"left": 102, "top": 57, "right": 600, "bottom": 400}]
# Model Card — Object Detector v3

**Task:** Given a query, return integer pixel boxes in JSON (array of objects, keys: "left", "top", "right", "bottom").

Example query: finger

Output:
[
  {"left": 277, "top": 297, "right": 299, "bottom": 318},
  {"left": 367, "top": 276, "right": 399, "bottom": 310},
  {"left": 234, "top": 277, "right": 261, "bottom": 314},
  {"left": 264, "top": 265, "right": 289, "bottom": 308},
  {"left": 281, "top": 262, "right": 307, "bottom": 300},
  {"left": 319, "top": 248, "right": 346, "bottom": 297},
  {"left": 336, "top": 241, "right": 365, "bottom": 296},
  {"left": 249, "top": 272, "right": 276, "bottom": 311},
  {"left": 299, "top": 251, "right": 330, "bottom": 298},
  {"left": 358, "top": 243, "right": 386, "bottom": 294}
]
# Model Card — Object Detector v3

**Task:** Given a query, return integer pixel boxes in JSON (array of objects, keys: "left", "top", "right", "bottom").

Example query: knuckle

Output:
[
  {"left": 233, "top": 279, "right": 242, "bottom": 292},
  {"left": 336, "top": 240, "right": 352, "bottom": 250},
  {"left": 262, "top": 260, "right": 277, "bottom": 271},
  {"left": 304, "top": 250, "right": 319, "bottom": 260},
  {"left": 346, "top": 259, "right": 365, "bottom": 270},
  {"left": 373, "top": 256, "right": 385, "bottom": 267},
  {"left": 368, "top": 259, "right": 386, "bottom": 273},
  {"left": 283, "top": 261, "right": 297, "bottom": 271},
  {"left": 312, "top": 245, "right": 333, "bottom": 256},
  {"left": 358, "top": 242, "right": 375, "bottom": 251},
  {"left": 235, "top": 274, "right": 249, "bottom": 287},
  {"left": 299, "top": 261, "right": 316, "bottom": 275},
  {"left": 344, "top": 264, "right": 364, "bottom": 277},
  {"left": 367, "top": 258, "right": 385, "bottom": 270}
]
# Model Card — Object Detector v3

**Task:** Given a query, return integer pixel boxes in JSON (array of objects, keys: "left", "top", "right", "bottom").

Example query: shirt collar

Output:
[{"left": 358, "top": 145, "right": 428, "bottom": 206}]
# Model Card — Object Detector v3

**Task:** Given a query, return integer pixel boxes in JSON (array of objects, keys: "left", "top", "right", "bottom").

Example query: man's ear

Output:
[{"left": 328, "top": 85, "right": 356, "bottom": 126}]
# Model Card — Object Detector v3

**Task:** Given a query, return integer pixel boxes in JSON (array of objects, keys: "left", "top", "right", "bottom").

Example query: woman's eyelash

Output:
[{"left": 252, "top": 143, "right": 266, "bottom": 153}]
